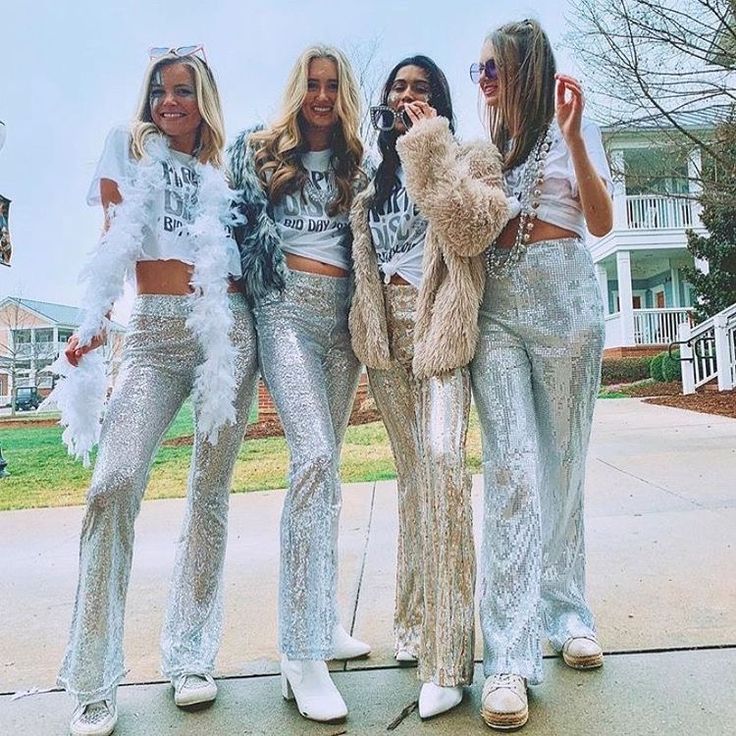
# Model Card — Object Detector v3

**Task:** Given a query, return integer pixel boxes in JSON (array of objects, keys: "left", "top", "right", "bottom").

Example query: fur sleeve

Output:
[
  {"left": 226, "top": 128, "right": 287, "bottom": 303},
  {"left": 397, "top": 116, "right": 510, "bottom": 257}
]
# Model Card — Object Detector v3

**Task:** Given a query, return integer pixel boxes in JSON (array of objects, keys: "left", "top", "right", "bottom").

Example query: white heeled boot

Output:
[
  {"left": 280, "top": 655, "right": 348, "bottom": 722},
  {"left": 330, "top": 622, "right": 371, "bottom": 660},
  {"left": 418, "top": 682, "right": 463, "bottom": 719}
]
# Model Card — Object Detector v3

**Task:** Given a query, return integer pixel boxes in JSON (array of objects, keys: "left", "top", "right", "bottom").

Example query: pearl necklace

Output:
[{"left": 484, "top": 126, "right": 553, "bottom": 277}]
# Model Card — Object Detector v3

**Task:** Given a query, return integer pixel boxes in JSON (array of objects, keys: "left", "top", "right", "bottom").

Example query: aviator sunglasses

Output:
[
  {"left": 149, "top": 45, "right": 208, "bottom": 64},
  {"left": 469, "top": 58, "right": 498, "bottom": 83}
]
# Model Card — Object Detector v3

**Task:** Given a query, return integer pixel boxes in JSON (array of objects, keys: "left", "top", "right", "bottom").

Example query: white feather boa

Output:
[{"left": 42, "top": 135, "right": 238, "bottom": 465}]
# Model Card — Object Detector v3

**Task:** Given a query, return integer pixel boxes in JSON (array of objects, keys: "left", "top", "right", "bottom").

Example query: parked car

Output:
[{"left": 14, "top": 386, "right": 41, "bottom": 411}]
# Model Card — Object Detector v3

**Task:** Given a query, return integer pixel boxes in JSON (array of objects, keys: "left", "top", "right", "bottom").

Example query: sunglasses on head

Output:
[
  {"left": 469, "top": 58, "right": 498, "bottom": 84},
  {"left": 369, "top": 105, "right": 413, "bottom": 132},
  {"left": 149, "top": 45, "right": 208, "bottom": 64}
]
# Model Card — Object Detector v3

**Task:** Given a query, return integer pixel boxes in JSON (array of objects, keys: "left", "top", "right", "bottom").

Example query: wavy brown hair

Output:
[
  {"left": 131, "top": 53, "right": 225, "bottom": 167},
  {"left": 484, "top": 19, "right": 556, "bottom": 171},
  {"left": 250, "top": 45, "right": 364, "bottom": 216}
]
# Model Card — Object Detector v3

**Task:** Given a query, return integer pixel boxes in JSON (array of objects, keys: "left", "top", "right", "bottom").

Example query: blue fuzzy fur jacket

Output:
[{"left": 227, "top": 127, "right": 288, "bottom": 303}]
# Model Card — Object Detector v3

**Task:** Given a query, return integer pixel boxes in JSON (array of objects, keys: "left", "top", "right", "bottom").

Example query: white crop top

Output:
[
  {"left": 504, "top": 118, "right": 613, "bottom": 240},
  {"left": 87, "top": 127, "right": 242, "bottom": 277},
  {"left": 272, "top": 149, "right": 351, "bottom": 270},
  {"left": 369, "top": 166, "right": 426, "bottom": 289}
]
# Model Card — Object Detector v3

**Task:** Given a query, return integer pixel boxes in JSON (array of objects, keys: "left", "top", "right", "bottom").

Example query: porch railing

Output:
[
  {"left": 625, "top": 195, "right": 695, "bottom": 230},
  {"left": 677, "top": 302, "right": 736, "bottom": 393},
  {"left": 633, "top": 308, "right": 693, "bottom": 346}
]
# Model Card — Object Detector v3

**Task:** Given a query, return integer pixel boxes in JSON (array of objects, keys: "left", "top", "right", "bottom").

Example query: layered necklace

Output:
[{"left": 484, "top": 125, "right": 553, "bottom": 277}]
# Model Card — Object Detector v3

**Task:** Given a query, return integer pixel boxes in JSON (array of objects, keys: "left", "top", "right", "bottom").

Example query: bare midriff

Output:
[
  {"left": 495, "top": 216, "right": 578, "bottom": 248},
  {"left": 388, "top": 274, "right": 410, "bottom": 285},
  {"left": 285, "top": 252, "right": 349, "bottom": 278},
  {"left": 136, "top": 260, "right": 241, "bottom": 294}
]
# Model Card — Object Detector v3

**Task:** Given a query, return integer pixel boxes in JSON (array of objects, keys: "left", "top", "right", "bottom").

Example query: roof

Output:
[
  {"left": 0, "top": 297, "right": 125, "bottom": 330},
  {"left": 601, "top": 106, "right": 730, "bottom": 135}
]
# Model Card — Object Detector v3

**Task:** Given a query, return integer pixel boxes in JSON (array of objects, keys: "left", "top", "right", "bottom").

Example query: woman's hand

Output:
[
  {"left": 404, "top": 100, "right": 438, "bottom": 126},
  {"left": 555, "top": 74, "right": 585, "bottom": 144},
  {"left": 65, "top": 332, "right": 106, "bottom": 367}
]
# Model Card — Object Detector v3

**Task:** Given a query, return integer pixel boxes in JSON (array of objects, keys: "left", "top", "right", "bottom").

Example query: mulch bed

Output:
[
  {"left": 643, "top": 391, "right": 736, "bottom": 420},
  {"left": 617, "top": 381, "right": 683, "bottom": 397},
  {"left": 161, "top": 407, "right": 382, "bottom": 447}
]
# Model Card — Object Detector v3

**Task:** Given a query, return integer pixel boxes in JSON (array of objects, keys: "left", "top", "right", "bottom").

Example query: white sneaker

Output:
[
  {"left": 480, "top": 674, "right": 528, "bottom": 731},
  {"left": 69, "top": 700, "right": 117, "bottom": 736},
  {"left": 418, "top": 682, "right": 463, "bottom": 719},
  {"left": 562, "top": 636, "right": 604, "bottom": 669},
  {"left": 280, "top": 655, "right": 348, "bottom": 722},
  {"left": 394, "top": 648, "right": 418, "bottom": 663},
  {"left": 330, "top": 622, "right": 371, "bottom": 660},
  {"left": 172, "top": 673, "right": 218, "bottom": 708}
]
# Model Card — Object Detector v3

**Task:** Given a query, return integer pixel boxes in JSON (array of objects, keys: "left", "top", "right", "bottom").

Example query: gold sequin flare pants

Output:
[
  {"left": 471, "top": 237, "right": 605, "bottom": 686},
  {"left": 254, "top": 269, "right": 361, "bottom": 659},
  {"left": 368, "top": 284, "right": 475, "bottom": 687},
  {"left": 57, "top": 293, "right": 258, "bottom": 706}
]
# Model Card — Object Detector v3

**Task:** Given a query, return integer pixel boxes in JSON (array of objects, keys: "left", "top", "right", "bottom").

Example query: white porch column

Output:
[
  {"left": 687, "top": 147, "right": 703, "bottom": 227},
  {"left": 616, "top": 250, "right": 635, "bottom": 345},
  {"left": 595, "top": 264, "right": 609, "bottom": 315},
  {"left": 670, "top": 260, "right": 681, "bottom": 308},
  {"left": 611, "top": 149, "right": 627, "bottom": 229}
]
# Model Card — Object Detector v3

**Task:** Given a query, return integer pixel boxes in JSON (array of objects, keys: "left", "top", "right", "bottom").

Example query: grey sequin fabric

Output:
[
  {"left": 471, "top": 238, "right": 604, "bottom": 685},
  {"left": 254, "top": 269, "right": 361, "bottom": 660},
  {"left": 368, "top": 285, "right": 475, "bottom": 687},
  {"left": 58, "top": 294, "right": 258, "bottom": 705}
]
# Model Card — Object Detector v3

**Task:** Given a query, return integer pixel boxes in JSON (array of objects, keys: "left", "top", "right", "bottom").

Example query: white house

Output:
[
  {"left": 590, "top": 114, "right": 713, "bottom": 357},
  {"left": 0, "top": 297, "right": 124, "bottom": 407}
]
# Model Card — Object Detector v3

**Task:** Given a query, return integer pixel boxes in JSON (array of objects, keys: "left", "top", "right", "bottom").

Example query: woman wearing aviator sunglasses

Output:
[
  {"left": 350, "top": 55, "right": 509, "bottom": 719},
  {"left": 53, "top": 47, "right": 259, "bottom": 736},
  {"left": 468, "top": 19, "right": 613, "bottom": 731}
]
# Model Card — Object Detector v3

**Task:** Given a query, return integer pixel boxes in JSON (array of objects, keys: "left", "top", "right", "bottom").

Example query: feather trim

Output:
[{"left": 43, "top": 134, "right": 238, "bottom": 462}]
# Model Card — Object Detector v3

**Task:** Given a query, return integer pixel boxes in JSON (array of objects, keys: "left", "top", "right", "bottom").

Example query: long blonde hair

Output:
[
  {"left": 251, "top": 45, "right": 364, "bottom": 215},
  {"left": 485, "top": 19, "right": 556, "bottom": 171},
  {"left": 130, "top": 53, "right": 226, "bottom": 167}
]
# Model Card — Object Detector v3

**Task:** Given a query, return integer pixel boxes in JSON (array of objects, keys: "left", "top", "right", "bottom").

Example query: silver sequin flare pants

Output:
[
  {"left": 254, "top": 269, "right": 361, "bottom": 660},
  {"left": 368, "top": 284, "right": 475, "bottom": 686},
  {"left": 470, "top": 238, "right": 605, "bottom": 685},
  {"left": 57, "top": 294, "right": 258, "bottom": 705}
]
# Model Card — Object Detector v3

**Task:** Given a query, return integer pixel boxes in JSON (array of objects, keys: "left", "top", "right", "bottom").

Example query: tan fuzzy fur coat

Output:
[{"left": 349, "top": 116, "right": 509, "bottom": 378}]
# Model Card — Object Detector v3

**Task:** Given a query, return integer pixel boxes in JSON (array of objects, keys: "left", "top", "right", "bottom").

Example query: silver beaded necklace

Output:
[{"left": 484, "top": 125, "right": 553, "bottom": 277}]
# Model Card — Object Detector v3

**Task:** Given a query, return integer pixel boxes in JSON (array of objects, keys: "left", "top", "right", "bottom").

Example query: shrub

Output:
[
  {"left": 650, "top": 352, "right": 665, "bottom": 382},
  {"left": 661, "top": 349, "right": 681, "bottom": 382},
  {"left": 649, "top": 353, "right": 667, "bottom": 381},
  {"left": 600, "top": 357, "right": 652, "bottom": 385}
]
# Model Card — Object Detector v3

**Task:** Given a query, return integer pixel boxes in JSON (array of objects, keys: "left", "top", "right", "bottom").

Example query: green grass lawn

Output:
[{"left": 0, "top": 403, "right": 483, "bottom": 511}]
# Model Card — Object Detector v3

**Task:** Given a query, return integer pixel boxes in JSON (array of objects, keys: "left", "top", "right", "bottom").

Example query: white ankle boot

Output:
[
  {"left": 330, "top": 622, "right": 371, "bottom": 660},
  {"left": 280, "top": 655, "right": 348, "bottom": 722},
  {"left": 418, "top": 682, "right": 463, "bottom": 719}
]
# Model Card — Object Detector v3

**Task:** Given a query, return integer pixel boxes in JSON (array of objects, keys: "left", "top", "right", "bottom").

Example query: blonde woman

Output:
[
  {"left": 56, "top": 48, "right": 258, "bottom": 736},
  {"left": 228, "top": 45, "right": 369, "bottom": 723},
  {"left": 469, "top": 20, "right": 613, "bottom": 730}
]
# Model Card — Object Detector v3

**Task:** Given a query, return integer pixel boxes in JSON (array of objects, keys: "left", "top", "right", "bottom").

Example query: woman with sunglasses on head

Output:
[
  {"left": 54, "top": 47, "right": 258, "bottom": 736},
  {"left": 468, "top": 20, "right": 613, "bottom": 731},
  {"left": 349, "top": 56, "right": 509, "bottom": 719},
  {"left": 228, "top": 45, "right": 369, "bottom": 723}
]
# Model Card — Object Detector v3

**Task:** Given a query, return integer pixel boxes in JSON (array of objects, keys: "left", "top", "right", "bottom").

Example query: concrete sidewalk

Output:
[{"left": 1, "top": 399, "right": 735, "bottom": 734}]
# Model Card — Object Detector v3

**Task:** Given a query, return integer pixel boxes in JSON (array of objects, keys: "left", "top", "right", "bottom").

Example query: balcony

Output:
[
  {"left": 625, "top": 195, "right": 697, "bottom": 230},
  {"left": 605, "top": 308, "right": 693, "bottom": 349}
]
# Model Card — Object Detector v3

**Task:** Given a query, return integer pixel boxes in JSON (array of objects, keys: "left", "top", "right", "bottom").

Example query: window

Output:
[
  {"left": 12, "top": 329, "right": 31, "bottom": 344},
  {"left": 35, "top": 328, "right": 54, "bottom": 342}
]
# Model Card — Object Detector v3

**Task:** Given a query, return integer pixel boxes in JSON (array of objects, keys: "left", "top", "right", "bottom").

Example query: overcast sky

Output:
[{"left": 0, "top": 0, "right": 582, "bottom": 318}]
